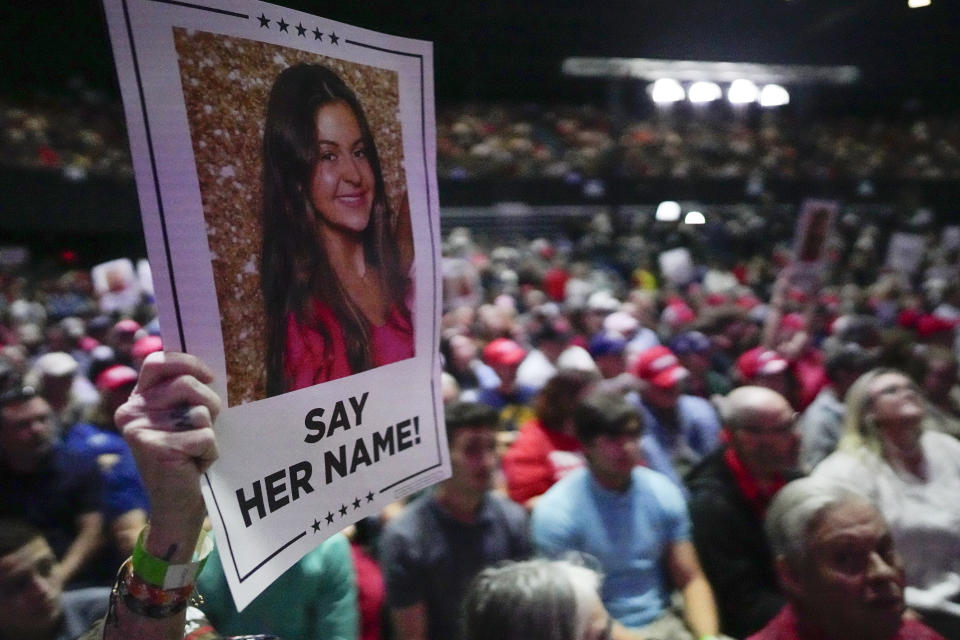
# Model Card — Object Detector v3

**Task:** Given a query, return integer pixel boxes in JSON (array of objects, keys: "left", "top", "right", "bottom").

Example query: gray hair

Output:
[
  {"left": 764, "top": 477, "right": 871, "bottom": 568},
  {"left": 463, "top": 559, "right": 602, "bottom": 640}
]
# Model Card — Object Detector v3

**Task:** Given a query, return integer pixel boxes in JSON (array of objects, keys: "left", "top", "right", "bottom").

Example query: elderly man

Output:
[
  {"left": 686, "top": 386, "right": 803, "bottom": 638},
  {"left": 532, "top": 392, "right": 721, "bottom": 640},
  {"left": 751, "top": 477, "right": 944, "bottom": 639}
]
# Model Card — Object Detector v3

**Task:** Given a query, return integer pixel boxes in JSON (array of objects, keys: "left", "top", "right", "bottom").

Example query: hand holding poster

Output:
[{"left": 102, "top": 0, "right": 446, "bottom": 609}]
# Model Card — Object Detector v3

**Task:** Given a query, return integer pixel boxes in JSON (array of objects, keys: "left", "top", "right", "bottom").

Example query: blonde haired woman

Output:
[{"left": 813, "top": 368, "right": 960, "bottom": 638}]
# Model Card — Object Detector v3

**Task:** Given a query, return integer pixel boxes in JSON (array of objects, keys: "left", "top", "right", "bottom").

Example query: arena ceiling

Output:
[{"left": 3, "top": 0, "right": 958, "bottom": 106}]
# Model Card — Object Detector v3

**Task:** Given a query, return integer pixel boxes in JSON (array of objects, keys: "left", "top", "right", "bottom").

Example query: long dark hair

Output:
[{"left": 261, "top": 64, "right": 406, "bottom": 395}]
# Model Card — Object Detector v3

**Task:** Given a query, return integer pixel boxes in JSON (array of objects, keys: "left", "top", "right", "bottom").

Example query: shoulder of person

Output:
[
  {"left": 634, "top": 466, "right": 687, "bottom": 507},
  {"left": 922, "top": 428, "right": 960, "bottom": 453},
  {"left": 532, "top": 468, "right": 588, "bottom": 512}
]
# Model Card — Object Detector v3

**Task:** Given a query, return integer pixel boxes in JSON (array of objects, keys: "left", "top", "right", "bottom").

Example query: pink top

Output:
[{"left": 284, "top": 298, "right": 414, "bottom": 391}]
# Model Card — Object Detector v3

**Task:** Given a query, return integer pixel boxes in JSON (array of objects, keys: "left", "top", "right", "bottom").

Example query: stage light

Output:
[
  {"left": 688, "top": 81, "right": 722, "bottom": 103},
  {"left": 727, "top": 79, "right": 759, "bottom": 104},
  {"left": 684, "top": 211, "right": 706, "bottom": 225},
  {"left": 655, "top": 201, "right": 682, "bottom": 222},
  {"left": 759, "top": 84, "right": 790, "bottom": 107},
  {"left": 650, "top": 78, "right": 685, "bottom": 103},
  {"left": 908, "top": 0, "right": 931, "bottom": 7}
]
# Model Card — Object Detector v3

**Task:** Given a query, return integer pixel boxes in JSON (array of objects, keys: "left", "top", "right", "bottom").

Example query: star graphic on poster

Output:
[
  {"left": 296, "top": 22, "right": 306, "bottom": 37},
  {"left": 277, "top": 18, "right": 289, "bottom": 32},
  {"left": 311, "top": 518, "right": 321, "bottom": 533},
  {"left": 352, "top": 497, "right": 361, "bottom": 510},
  {"left": 329, "top": 32, "right": 340, "bottom": 45},
  {"left": 312, "top": 27, "right": 323, "bottom": 41},
  {"left": 339, "top": 504, "right": 348, "bottom": 517},
  {"left": 366, "top": 491, "right": 374, "bottom": 503},
  {"left": 325, "top": 511, "right": 334, "bottom": 524},
  {"left": 257, "top": 13, "right": 270, "bottom": 28}
]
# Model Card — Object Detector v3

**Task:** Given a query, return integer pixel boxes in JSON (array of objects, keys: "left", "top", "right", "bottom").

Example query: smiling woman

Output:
[{"left": 260, "top": 64, "right": 415, "bottom": 395}]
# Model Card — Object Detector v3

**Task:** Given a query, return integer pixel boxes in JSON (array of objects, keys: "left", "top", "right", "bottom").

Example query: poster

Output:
[
  {"left": 885, "top": 232, "right": 926, "bottom": 276},
  {"left": 788, "top": 199, "right": 838, "bottom": 294},
  {"left": 658, "top": 247, "right": 695, "bottom": 286},
  {"left": 102, "top": 0, "right": 447, "bottom": 609}
]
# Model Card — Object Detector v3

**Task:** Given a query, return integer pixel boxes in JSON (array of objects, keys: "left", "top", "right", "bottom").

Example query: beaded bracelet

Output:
[{"left": 113, "top": 559, "right": 196, "bottom": 619}]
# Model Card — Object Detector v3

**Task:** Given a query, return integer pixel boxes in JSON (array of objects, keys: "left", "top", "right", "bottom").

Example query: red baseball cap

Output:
[
  {"left": 95, "top": 364, "right": 138, "bottom": 391},
  {"left": 736, "top": 346, "right": 789, "bottom": 379},
  {"left": 780, "top": 313, "right": 807, "bottom": 332},
  {"left": 132, "top": 335, "right": 163, "bottom": 360},
  {"left": 916, "top": 315, "right": 959, "bottom": 338},
  {"left": 631, "top": 346, "right": 689, "bottom": 388},
  {"left": 482, "top": 338, "right": 527, "bottom": 367},
  {"left": 113, "top": 319, "right": 141, "bottom": 334},
  {"left": 661, "top": 302, "right": 696, "bottom": 329}
]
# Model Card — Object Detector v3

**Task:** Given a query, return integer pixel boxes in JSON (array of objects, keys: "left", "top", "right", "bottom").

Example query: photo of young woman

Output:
[{"left": 260, "top": 64, "right": 415, "bottom": 396}]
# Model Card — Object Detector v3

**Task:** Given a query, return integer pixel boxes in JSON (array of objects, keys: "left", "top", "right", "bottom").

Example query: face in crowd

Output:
[
  {"left": 0, "top": 395, "right": 56, "bottom": 472},
  {"left": 448, "top": 425, "right": 499, "bottom": 498},
  {"left": 864, "top": 372, "right": 925, "bottom": 429},
  {"left": 780, "top": 500, "right": 906, "bottom": 640},
  {"left": 586, "top": 417, "right": 642, "bottom": 491},
  {"left": 0, "top": 534, "right": 63, "bottom": 637},
  {"left": 726, "top": 387, "right": 800, "bottom": 478}
]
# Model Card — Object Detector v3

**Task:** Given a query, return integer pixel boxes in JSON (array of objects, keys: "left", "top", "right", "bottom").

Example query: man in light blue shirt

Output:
[{"left": 532, "top": 392, "right": 721, "bottom": 640}]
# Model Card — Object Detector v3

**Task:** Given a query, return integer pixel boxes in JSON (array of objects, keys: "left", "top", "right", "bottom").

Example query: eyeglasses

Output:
[{"left": 738, "top": 413, "right": 799, "bottom": 437}]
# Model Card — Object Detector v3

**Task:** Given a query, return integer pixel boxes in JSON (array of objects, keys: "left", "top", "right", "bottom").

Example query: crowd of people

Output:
[
  {"left": 437, "top": 103, "right": 960, "bottom": 182},
  {"left": 6, "top": 86, "right": 960, "bottom": 184},
  {"left": 1, "top": 194, "right": 960, "bottom": 640}
]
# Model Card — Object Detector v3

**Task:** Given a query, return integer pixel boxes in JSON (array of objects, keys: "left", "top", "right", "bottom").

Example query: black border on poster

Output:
[{"left": 119, "top": 0, "right": 443, "bottom": 584}]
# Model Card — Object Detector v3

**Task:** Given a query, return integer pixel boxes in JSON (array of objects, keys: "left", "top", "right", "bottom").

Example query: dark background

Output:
[
  {"left": 3, "top": 0, "right": 959, "bottom": 109},
  {"left": 1, "top": 0, "right": 958, "bottom": 266}
]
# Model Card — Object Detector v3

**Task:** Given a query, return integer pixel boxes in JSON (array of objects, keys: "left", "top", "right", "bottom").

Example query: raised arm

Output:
[{"left": 101, "top": 351, "right": 221, "bottom": 640}]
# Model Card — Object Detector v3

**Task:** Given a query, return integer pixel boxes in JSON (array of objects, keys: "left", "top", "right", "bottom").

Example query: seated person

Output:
[
  {"left": 532, "top": 391, "right": 721, "bottom": 640},
  {"left": 380, "top": 401, "right": 531, "bottom": 640},
  {"left": 751, "top": 477, "right": 944, "bottom": 640},
  {"left": 628, "top": 346, "right": 721, "bottom": 488},
  {"left": 686, "top": 386, "right": 803, "bottom": 638},
  {"left": 196, "top": 533, "right": 358, "bottom": 640},
  {"left": 63, "top": 365, "right": 150, "bottom": 558},
  {"left": 0, "top": 385, "right": 105, "bottom": 587},
  {"left": 463, "top": 558, "right": 612, "bottom": 640},
  {"left": 0, "top": 518, "right": 109, "bottom": 640},
  {"left": 502, "top": 368, "right": 599, "bottom": 508},
  {"left": 474, "top": 338, "right": 537, "bottom": 431}
]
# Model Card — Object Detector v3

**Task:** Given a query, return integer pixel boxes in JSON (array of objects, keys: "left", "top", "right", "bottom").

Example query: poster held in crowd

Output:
[
  {"left": 788, "top": 199, "right": 838, "bottom": 294},
  {"left": 102, "top": 0, "right": 446, "bottom": 609},
  {"left": 885, "top": 232, "right": 926, "bottom": 276}
]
